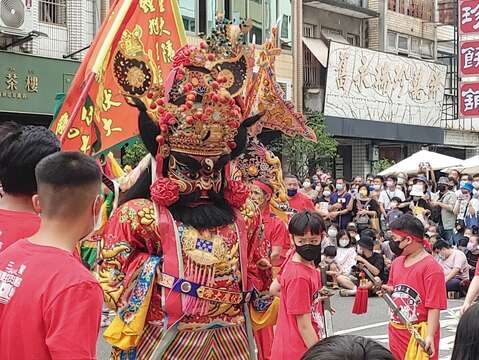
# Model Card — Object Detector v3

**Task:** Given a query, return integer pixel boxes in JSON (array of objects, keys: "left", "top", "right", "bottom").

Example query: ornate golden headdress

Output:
[{"left": 139, "top": 16, "right": 255, "bottom": 158}]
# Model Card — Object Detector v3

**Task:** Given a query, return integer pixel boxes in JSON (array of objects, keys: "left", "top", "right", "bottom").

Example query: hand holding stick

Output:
[{"left": 357, "top": 264, "right": 432, "bottom": 357}]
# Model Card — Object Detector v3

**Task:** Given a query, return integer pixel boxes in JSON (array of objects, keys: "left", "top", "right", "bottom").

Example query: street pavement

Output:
[{"left": 96, "top": 296, "right": 462, "bottom": 359}]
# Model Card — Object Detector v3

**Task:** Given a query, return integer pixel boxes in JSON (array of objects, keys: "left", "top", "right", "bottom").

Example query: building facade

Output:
[
  {"left": 0, "top": 0, "right": 103, "bottom": 126},
  {"left": 0, "top": 0, "right": 293, "bottom": 128},
  {"left": 295, "top": 0, "right": 479, "bottom": 179},
  {"left": 178, "top": 0, "right": 294, "bottom": 99}
]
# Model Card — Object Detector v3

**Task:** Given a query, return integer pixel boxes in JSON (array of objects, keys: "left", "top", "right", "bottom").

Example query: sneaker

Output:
[{"left": 339, "top": 289, "right": 357, "bottom": 297}]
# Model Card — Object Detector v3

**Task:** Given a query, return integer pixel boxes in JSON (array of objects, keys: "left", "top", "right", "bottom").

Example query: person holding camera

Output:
[{"left": 430, "top": 177, "right": 457, "bottom": 244}]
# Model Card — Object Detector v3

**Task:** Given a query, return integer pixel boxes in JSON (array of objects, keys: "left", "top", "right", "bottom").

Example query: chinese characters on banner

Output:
[
  {"left": 460, "top": 82, "right": 479, "bottom": 117},
  {"left": 323, "top": 42, "right": 447, "bottom": 127},
  {"left": 50, "top": 0, "right": 186, "bottom": 155},
  {"left": 459, "top": 0, "right": 479, "bottom": 118}
]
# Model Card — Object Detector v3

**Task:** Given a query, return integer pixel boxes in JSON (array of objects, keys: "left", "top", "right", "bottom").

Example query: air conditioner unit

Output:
[{"left": 0, "top": 0, "right": 33, "bottom": 36}]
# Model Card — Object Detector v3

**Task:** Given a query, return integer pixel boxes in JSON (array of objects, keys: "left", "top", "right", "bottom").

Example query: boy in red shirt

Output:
[
  {"left": 0, "top": 122, "right": 60, "bottom": 251},
  {"left": 0, "top": 152, "right": 104, "bottom": 360},
  {"left": 385, "top": 214, "right": 447, "bottom": 360},
  {"left": 271, "top": 210, "right": 325, "bottom": 360}
]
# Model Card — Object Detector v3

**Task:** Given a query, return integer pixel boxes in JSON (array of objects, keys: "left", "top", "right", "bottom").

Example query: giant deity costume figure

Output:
[{"left": 99, "top": 18, "right": 271, "bottom": 359}]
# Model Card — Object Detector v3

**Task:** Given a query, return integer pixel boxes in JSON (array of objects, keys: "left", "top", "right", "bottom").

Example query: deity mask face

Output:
[{"left": 167, "top": 152, "right": 230, "bottom": 199}]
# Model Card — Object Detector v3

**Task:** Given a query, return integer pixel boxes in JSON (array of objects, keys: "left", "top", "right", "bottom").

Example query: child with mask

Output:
[
  {"left": 384, "top": 214, "right": 446, "bottom": 360},
  {"left": 321, "top": 224, "right": 338, "bottom": 252},
  {"left": 386, "top": 197, "right": 403, "bottom": 227},
  {"left": 271, "top": 211, "right": 326, "bottom": 360},
  {"left": 315, "top": 184, "right": 333, "bottom": 219},
  {"left": 335, "top": 231, "right": 359, "bottom": 293},
  {"left": 321, "top": 245, "right": 340, "bottom": 289},
  {"left": 452, "top": 219, "right": 466, "bottom": 246}
]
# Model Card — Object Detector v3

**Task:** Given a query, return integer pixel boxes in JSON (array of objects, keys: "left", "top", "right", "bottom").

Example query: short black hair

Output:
[
  {"left": 389, "top": 214, "right": 425, "bottom": 240},
  {"left": 324, "top": 245, "right": 337, "bottom": 257},
  {"left": 358, "top": 183, "right": 369, "bottom": 195},
  {"left": 301, "top": 335, "right": 395, "bottom": 360},
  {"left": 289, "top": 210, "right": 325, "bottom": 236},
  {"left": 360, "top": 228, "right": 377, "bottom": 241},
  {"left": 373, "top": 175, "right": 384, "bottom": 183},
  {"left": 458, "top": 237, "right": 469, "bottom": 248},
  {"left": 386, "top": 175, "right": 397, "bottom": 182},
  {"left": 36, "top": 152, "right": 101, "bottom": 218},
  {"left": 0, "top": 122, "right": 60, "bottom": 195},
  {"left": 390, "top": 196, "right": 402, "bottom": 203},
  {"left": 451, "top": 303, "right": 479, "bottom": 360},
  {"left": 432, "top": 239, "right": 451, "bottom": 251},
  {"left": 284, "top": 174, "right": 298, "bottom": 181}
]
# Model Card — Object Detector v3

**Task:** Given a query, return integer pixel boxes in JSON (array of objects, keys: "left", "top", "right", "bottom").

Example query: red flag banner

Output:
[{"left": 51, "top": 0, "right": 186, "bottom": 155}]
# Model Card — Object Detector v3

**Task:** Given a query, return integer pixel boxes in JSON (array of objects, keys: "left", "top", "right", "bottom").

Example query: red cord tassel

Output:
[
  {"left": 352, "top": 287, "right": 368, "bottom": 314},
  {"left": 352, "top": 273, "right": 369, "bottom": 315}
]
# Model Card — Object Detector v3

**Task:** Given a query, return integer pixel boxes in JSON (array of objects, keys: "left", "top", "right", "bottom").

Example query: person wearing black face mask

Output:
[
  {"left": 285, "top": 174, "right": 315, "bottom": 213},
  {"left": 382, "top": 214, "right": 446, "bottom": 360},
  {"left": 271, "top": 211, "right": 326, "bottom": 360}
]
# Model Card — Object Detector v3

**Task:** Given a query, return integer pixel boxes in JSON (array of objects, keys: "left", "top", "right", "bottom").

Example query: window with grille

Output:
[
  {"left": 39, "top": 0, "right": 66, "bottom": 26},
  {"left": 303, "top": 23, "right": 315, "bottom": 38}
]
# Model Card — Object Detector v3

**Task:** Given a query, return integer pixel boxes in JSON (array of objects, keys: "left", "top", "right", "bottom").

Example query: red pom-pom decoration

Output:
[
  {"left": 224, "top": 180, "right": 249, "bottom": 208},
  {"left": 150, "top": 178, "right": 180, "bottom": 207}
]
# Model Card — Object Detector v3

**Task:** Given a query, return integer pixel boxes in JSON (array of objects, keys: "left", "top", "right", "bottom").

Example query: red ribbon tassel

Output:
[{"left": 352, "top": 273, "right": 369, "bottom": 315}]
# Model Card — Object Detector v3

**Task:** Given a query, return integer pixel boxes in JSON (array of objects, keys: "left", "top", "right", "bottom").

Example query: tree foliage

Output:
[
  {"left": 123, "top": 141, "right": 148, "bottom": 168},
  {"left": 373, "top": 158, "right": 395, "bottom": 174},
  {"left": 269, "top": 111, "right": 337, "bottom": 179}
]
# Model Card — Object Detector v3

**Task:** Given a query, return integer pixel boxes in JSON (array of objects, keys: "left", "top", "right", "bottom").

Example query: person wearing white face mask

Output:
[
  {"left": 299, "top": 178, "right": 318, "bottom": 200},
  {"left": 322, "top": 224, "right": 339, "bottom": 251},
  {"left": 329, "top": 178, "right": 353, "bottom": 229},
  {"left": 334, "top": 230, "right": 358, "bottom": 293},
  {"left": 379, "top": 175, "right": 405, "bottom": 216},
  {"left": 315, "top": 184, "right": 333, "bottom": 220},
  {"left": 0, "top": 152, "right": 104, "bottom": 359}
]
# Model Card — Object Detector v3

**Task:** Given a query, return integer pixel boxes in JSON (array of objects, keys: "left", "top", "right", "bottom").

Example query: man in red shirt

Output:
[
  {"left": 0, "top": 152, "right": 104, "bottom": 359},
  {"left": 284, "top": 174, "right": 315, "bottom": 212},
  {"left": 271, "top": 211, "right": 325, "bottom": 360},
  {"left": 250, "top": 179, "right": 290, "bottom": 360},
  {"left": 0, "top": 122, "right": 60, "bottom": 252},
  {"left": 385, "top": 214, "right": 447, "bottom": 360}
]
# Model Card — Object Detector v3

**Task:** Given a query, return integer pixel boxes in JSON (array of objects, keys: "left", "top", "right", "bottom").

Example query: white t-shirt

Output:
[
  {"left": 335, "top": 247, "right": 357, "bottom": 275},
  {"left": 456, "top": 197, "right": 479, "bottom": 220},
  {"left": 379, "top": 188, "right": 406, "bottom": 210}
]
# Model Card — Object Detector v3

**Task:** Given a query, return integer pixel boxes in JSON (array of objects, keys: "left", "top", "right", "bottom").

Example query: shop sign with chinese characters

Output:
[
  {"left": 460, "top": 40, "right": 479, "bottom": 77},
  {"left": 459, "top": 0, "right": 479, "bottom": 35},
  {"left": 460, "top": 82, "right": 479, "bottom": 117},
  {"left": 323, "top": 42, "right": 447, "bottom": 127},
  {"left": 0, "top": 51, "right": 79, "bottom": 115},
  {"left": 1, "top": 67, "right": 39, "bottom": 100}
]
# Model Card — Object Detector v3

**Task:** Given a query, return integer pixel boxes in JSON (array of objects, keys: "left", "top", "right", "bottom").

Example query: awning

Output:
[{"left": 302, "top": 37, "right": 329, "bottom": 67}]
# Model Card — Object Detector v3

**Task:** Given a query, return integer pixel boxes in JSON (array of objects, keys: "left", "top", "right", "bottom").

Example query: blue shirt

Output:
[{"left": 330, "top": 191, "right": 352, "bottom": 229}]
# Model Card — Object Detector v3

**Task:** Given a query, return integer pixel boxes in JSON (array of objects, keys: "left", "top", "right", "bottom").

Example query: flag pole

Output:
[{"left": 60, "top": 0, "right": 135, "bottom": 145}]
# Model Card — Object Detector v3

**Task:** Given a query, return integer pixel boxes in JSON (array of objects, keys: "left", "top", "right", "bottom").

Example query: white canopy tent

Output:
[
  {"left": 378, "top": 150, "right": 463, "bottom": 176},
  {"left": 444, "top": 155, "right": 479, "bottom": 175}
]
